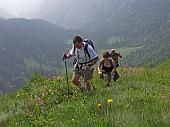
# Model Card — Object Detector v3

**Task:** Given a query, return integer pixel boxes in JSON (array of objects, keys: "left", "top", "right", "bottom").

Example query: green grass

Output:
[
  {"left": 0, "top": 62, "right": 170, "bottom": 127},
  {"left": 0, "top": 93, "right": 17, "bottom": 126},
  {"left": 156, "top": 59, "right": 170, "bottom": 71}
]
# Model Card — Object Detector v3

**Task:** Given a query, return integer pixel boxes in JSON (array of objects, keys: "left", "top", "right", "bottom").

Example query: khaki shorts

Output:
[
  {"left": 73, "top": 67, "right": 94, "bottom": 80},
  {"left": 101, "top": 72, "right": 111, "bottom": 81}
]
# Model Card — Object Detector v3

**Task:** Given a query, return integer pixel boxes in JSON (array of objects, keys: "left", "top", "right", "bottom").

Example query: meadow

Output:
[{"left": 0, "top": 60, "right": 169, "bottom": 127}]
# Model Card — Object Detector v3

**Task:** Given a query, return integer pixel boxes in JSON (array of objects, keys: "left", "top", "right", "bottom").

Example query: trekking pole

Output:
[{"left": 64, "top": 59, "right": 69, "bottom": 95}]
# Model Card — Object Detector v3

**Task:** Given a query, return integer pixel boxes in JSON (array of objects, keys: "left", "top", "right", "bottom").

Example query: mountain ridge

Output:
[{"left": 0, "top": 18, "right": 78, "bottom": 93}]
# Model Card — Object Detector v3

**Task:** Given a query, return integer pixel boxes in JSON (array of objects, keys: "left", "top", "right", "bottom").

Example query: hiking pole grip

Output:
[{"left": 64, "top": 59, "right": 69, "bottom": 94}]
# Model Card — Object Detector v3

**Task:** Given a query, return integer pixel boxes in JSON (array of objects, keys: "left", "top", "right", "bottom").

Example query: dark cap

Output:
[{"left": 73, "top": 36, "right": 83, "bottom": 43}]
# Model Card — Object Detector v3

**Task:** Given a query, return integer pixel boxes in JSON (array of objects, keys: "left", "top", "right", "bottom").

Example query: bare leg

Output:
[
  {"left": 84, "top": 79, "right": 92, "bottom": 91},
  {"left": 72, "top": 75, "right": 81, "bottom": 87},
  {"left": 105, "top": 73, "right": 111, "bottom": 87}
]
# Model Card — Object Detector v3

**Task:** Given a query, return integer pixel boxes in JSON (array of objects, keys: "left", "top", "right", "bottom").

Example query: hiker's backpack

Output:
[
  {"left": 84, "top": 39, "right": 95, "bottom": 51},
  {"left": 83, "top": 39, "right": 95, "bottom": 60},
  {"left": 73, "top": 39, "right": 95, "bottom": 64}
]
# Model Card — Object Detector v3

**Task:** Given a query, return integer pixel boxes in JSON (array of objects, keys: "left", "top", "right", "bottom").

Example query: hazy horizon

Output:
[{"left": 0, "top": 0, "right": 43, "bottom": 17}]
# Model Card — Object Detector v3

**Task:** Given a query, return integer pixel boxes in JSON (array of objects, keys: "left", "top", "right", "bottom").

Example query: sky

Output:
[{"left": 0, "top": 0, "right": 43, "bottom": 16}]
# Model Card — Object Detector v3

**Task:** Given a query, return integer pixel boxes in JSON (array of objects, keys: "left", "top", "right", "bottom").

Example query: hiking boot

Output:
[
  {"left": 105, "top": 82, "right": 111, "bottom": 87},
  {"left": 92, "top": 85, "right": 97, "bottom": 91},
  {"left": 100, "top": 74, "right": 104, "bottom": 79}
]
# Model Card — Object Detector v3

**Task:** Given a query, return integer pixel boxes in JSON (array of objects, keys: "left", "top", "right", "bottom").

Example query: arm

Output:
[
  {"left": 63, "top": 53, "right": 73, "bottom": 60},
  {"left": 89, "top": 56, "right": 99, "bottom": 66},
  {"left": 112, "top": 60, "right": 116, "bottom": 72},
  {"left": 98, "top": 59, "right": 104, "bottom": 73},
  {"left": 63, "top": 46, "right": 74, "bottom": 60}
]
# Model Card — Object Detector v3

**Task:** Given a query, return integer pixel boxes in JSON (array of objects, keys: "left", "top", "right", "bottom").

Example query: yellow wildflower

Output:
[
  {"left": 16, "top": 93, "right": 21, "bottom": 98},
  {"left": 97, "top": 103, "right": 102, "bottom": 109},
  {"left": 107, "top": 99, "right": 113, "bottom": 105}
]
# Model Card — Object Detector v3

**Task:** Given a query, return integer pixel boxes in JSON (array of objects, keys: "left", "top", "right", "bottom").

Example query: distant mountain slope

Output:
[
  {"left": 0, "top": 18, "right": 77, "bottom": 93},
  {"left": 30, "top": 0, "right": 170, "bottom": 36},
  {"left": 123, "top": 23, "right": 170, "bottom": 67},
  {"left": 29, "top": 0, "right": 124, "bottom": 33}
]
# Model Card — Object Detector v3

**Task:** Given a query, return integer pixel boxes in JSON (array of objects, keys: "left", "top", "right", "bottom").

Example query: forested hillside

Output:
[
  {"left": 0, "top": 18, "right": 78, "bottom": 93},
  {"left": 123, "top": 23, "right": 170, "bottom": 67}
]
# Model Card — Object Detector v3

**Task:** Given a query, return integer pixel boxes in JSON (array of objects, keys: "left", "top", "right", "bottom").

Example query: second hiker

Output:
[
  {"left": 98, "top": 51, "right": 116, "bottom": 87},
  {"left": 63, "top": 36, "right": 98, "bottom": 91}
]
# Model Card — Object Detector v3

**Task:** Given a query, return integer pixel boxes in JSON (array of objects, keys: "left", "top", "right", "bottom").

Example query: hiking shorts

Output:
[
  {"left": 101, "top": 72, "right": 112, "bottom": 81},
  {"left": 73, "top": 66, "right": 94, "bottom": 80}
]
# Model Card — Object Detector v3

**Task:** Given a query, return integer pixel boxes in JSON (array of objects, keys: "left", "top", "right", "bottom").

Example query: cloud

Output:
[{"left": 0, "top": 0, "right": 43, "bottom": 15}]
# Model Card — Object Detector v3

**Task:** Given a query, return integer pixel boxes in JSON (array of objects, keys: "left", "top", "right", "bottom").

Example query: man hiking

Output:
[
  {"left": 63, "top": 36, "right": 98, "bottom": 91},
  {"left": 110, "top": 49, "right": 122, "bottom": 68}
]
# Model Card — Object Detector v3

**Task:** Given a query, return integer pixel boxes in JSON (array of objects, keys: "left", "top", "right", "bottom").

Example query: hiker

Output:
[
  {"left": 110, "top": 49, "right": 122, "bottom": 67},
  {"left": 98, "top": 51, "right": 116, "bottom": 87},
  {"left": 63, "top": 36, "right": 98, "bottom": 91}
]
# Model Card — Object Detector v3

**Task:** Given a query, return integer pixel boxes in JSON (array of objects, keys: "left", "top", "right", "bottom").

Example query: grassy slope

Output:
[
  {"left": 156, "top": 59, "right": 170, "bottom": 71},
  {"left": 0, "top": 60, "right": 170, "bottom": 127}
]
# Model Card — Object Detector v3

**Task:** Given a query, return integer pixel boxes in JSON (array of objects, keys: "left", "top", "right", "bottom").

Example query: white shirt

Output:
[{"left": 69, "top": 42, "right": 97, "bottom": 69}]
